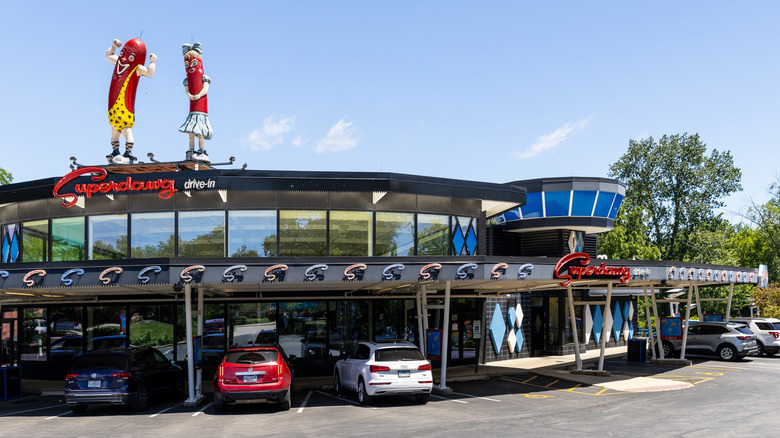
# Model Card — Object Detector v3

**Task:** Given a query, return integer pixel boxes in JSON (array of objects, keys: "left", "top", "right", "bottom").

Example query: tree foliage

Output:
[
  {"left": 752, "top": 284, "right": 780, "bottom": 318},
  {"left": 607, "top": 133, "right": 741, "bottom": 262},
  {"left": 743, "top": 176, "right": 780, "bottom": 280},
  {"left": 0, "top": 167, "right": 12, "bottom": 185}
]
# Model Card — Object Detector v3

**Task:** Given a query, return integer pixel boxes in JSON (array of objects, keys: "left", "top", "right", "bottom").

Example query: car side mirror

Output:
[{"left": 288, "top": 354, "right": 297, "bottom": 361}]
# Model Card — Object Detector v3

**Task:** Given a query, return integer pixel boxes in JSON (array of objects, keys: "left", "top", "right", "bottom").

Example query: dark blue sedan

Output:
[{"left": 64, "top": 346, "right": 183, "bottom": 413}]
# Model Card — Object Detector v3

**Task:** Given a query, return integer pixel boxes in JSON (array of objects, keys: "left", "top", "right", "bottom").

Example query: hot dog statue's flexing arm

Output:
[
  {"left": 178, "top": 42, "right": 213, "bottom": 163},
  {"left": 105, "top": 38, "right": 157, "bottom": 164}
]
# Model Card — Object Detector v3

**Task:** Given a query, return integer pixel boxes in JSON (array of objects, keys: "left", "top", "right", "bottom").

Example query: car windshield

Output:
[
  {"left": 72, "top": 353, "right": 127, "bottom": 370},
  {"left": 225, "top": 350, "right": 278, "bottom": 364},
  {"left": 375, "top": 347, "right": 424, "bottom": 361}
]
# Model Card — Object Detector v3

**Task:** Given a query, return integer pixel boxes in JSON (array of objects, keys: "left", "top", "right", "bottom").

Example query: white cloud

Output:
[
  {"left": 314, "top": 117, "right": 360, "bottom": 153},
  {"left": 512, "top": 115, "right": 594, "bottom": 159},
  {"left": 242, "top": 115, "right": 296, "bottom": 151},
  {"left": 292, "top": 135, "right": 304, "bottom": 146},
  {"left": 633, "top": 132, "right": 650, "bottom": 141}
]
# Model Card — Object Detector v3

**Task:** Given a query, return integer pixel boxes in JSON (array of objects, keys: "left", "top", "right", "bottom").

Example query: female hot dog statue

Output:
[
  {"left": 105, "top": 38, "right": 156, "bottom": 164},
  {"left": 178, "top": 42, "right": 213, "bottom": 162}
]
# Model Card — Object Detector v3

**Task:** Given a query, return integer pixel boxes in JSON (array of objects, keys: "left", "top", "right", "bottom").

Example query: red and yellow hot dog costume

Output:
[{"left": 108, "top": 38, "right": 147, "bottom": 131}]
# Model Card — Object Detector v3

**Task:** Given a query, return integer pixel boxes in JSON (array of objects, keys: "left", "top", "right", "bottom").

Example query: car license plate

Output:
[
  {"left": 243, "top": 375, "right": 257, "bottom": 383},
  {"left": 398, "top": 370, "right": 410, "bottom": 378},
  {"left": 88, "top": 380, "right": 101, "bottom": 388}
]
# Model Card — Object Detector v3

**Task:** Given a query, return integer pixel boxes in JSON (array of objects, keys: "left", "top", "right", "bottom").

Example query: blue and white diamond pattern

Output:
[
  {"left": 612, "top": 302, "right": 623, "bottom": 341},
  {"left": 592, "top": 305, "right": 603, "bottom": 344},
  {"left": 507, "top": 329, "right": 517, "bottom": 353},
  {"left": 489, "top": 304, "right": 506, "bottom": 355}
]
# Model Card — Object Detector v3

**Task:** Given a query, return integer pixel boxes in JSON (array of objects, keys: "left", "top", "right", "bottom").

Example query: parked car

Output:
[
  {"left": 729, "top": 317, "right": 780, "bottom": 356},
  {"left": 662, "top": 321, "right": 758, "bottom": 361},
  {"left": 333, "top": 341, "right": 432, "bottom": 405},
  {"left": 64, "top": 346, "right": 183, "bottom": 413},
  {"left": 213, "top": 344, "right": 295, "bottom": 412}
]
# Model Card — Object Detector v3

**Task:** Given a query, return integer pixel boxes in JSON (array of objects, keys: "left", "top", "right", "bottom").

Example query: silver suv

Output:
[
  {"left": 664, "top": 321, "right": 758, "bottom": 361},
  {"left": 729, "top": 318, "right": 780, "bottom": 356}
]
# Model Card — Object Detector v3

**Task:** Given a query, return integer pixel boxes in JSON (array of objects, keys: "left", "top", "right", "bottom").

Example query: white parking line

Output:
[
  {"left": 431, "top": 394, "right": 468, "bottom": 404},
  {"left": 297, "top": 390, "right": 312, "bottom": 413},
  {"left": 193, "top": 402, "right": 212, "bottom": 416},
  {"left": 452, "top": 391, "right": 501, "bottom": 402},
  {"left": 0, "top": 405, "right": 64, "bottom": 417},
  {"left": 44, "top": 411, "right": 71, "bottom": 420},
  {"left": 314, "top": 390, "right": 378, "bottom": 409},
  {"left": 150, "top": 403, "right": 180, "bottom": 417}
]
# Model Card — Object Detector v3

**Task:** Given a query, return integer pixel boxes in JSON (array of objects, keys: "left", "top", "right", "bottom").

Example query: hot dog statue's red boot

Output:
[
  {"left": 105, "top": 38, "right": 156, "bottom": 164},
  {"left": 178, "top": 42, "right": 213, "bottom": 163}
]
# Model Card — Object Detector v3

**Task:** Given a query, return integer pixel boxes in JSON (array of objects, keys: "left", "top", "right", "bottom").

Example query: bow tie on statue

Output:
[{"left": 182, "top": 42, "right": 202, "bottom": 55}]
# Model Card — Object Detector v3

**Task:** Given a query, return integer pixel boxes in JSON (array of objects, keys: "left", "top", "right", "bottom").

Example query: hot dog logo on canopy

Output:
[
  {"left": 53, "top": 167, "right": 177, "bottom": 207},
  {"left": 554, "top": 252, "right": 631, "bottom": 287}
]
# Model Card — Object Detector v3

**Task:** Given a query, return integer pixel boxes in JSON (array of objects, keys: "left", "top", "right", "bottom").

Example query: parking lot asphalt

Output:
[{"left": 3, "top": 352, "right": 779, "bottom": 437}]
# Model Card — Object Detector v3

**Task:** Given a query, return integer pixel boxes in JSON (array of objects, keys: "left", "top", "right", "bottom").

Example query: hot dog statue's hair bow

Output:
[{"left": 182, "top": 42, "right": 202, "bottom": 55}]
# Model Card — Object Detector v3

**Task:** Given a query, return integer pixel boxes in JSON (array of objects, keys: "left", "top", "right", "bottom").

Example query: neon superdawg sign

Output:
[
  {"left": 53, "top": 166, "right": 177, "bottom": 207},
  {"left": 554, "top": 252, "right": 631, "bottom": 287}
]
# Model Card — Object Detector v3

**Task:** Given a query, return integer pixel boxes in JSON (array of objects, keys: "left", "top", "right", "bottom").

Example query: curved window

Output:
[
  {"left": 89, "top": 214, "right": 128, "bottom": 260},
  {"left": 571, "top": 190, "right": 598, "bottom": 216},
  {"left": 544, "top": 191, "right": 570, "bottom": 217},
  {"left": 330, "top": 211, "right": 373, "bottom": 257},
  {"left": 375, "top": 212, "right": 414, "bottom": 256},
  {"left": 608, "top": 194, "right": 624, "bottom": 219},
  {"left": 417, "top": 214, "right": 449, "bottom": 256},
  {"left": 178, "top": 211, "right": 225, "bottom": 257},
  {"left": 22, "top": 220, "right": 48, "bottom": 262},
  {"left": 279, "top": 210, "right": 326, "bottom": 257},
  {"left": 131, "top": 212, "right": 175, "bottom": 258},
  {"left": 52, "top": 217, "right": 84, "bottom": 261},
  {"left": 520, "top": 192, "right": 543, "bottom": 219},
  {"left": 593, "top": 192, "right": 616, "bottom": 218},
  {"left": 228, "top": 210, "right": 277, "bottom": 257}
]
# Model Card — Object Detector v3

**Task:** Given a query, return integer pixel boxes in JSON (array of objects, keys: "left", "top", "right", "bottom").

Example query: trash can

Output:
[{"left": 627, "top": 338, "right": 647, "bottom": 363}]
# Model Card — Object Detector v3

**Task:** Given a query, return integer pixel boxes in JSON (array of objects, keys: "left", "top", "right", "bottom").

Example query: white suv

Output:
[
  {"left": 730, "top": 318, "right": 780, "bottom": 356},
  {"left": 333, "top": 341, "right": 433, "bottom": 405}
]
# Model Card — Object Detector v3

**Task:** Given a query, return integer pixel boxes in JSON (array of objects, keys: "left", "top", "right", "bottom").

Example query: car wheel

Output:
[
  {"left": 70, "top": 405, "right": 87, "bottom": 414},
  {"left": 334, "top": 371, "right": 342, "bottom": 396},
  {"left": 415, "top": 393, "right": 430, "bottom": 404},
  {"left": 279, "top": 388, "right": 291, "bottom": 411},
  {"left": 132, "top": 384, "right": 150, "bottom": 411},
  {"left": 717, "top": 344, "right": 738, "bottom": 361},
  {"left": 662, "top": 341, "right": 675, "bottom": 358},
  {"left": 757, "top": 341, "right": 766, "bottom": 356},
  {"left": 357, "top": 378, "right": 372, "bottom": 406},
  {"left": 213, "top": 398, "right": 225, "bottom": 413}
]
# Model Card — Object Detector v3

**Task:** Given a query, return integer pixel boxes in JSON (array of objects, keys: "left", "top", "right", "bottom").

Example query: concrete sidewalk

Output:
[{"left": 12, "top": 345, "right": 691, "bottom": 400}]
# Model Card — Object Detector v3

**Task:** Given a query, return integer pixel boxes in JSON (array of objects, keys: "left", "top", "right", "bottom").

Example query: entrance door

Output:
[
  {"left": 530, "top": 297, "right": 546, "bottom": 356},
  {"left": 1, "top": 308, "right": 18, "bottom": 366}
]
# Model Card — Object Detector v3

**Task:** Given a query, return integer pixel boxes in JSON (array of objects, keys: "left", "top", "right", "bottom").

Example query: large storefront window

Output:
[
  {"left": 178, "top": 211, "right": 225, "bottom": 257},
  {"left": 228, "top": 210, "right": 277, "bottom": 257},
  {"left": 22, "top": 220, "right": 48, "bottom": 262},
  {"left": 21, "top": 308, "right": 46, "bottom": 361},
  {"left": 52, "top": 217, "right": 85, "bottom": 261},
  {"left": 228, "top": 303, "right": 277, "bottom": 346},
  {"left": 375, "top": 212, "right": 414, "bottom": 256},
  {"left": 331, "top": 301, "right": 368, "bottom": 356},
  {"left": 279, "top": 210, "right": 326, "bottom": 257},
  {"left": 88, "top": 214, "right": 128, "bottom": 260},
  {"left": 128, "top": 305, "right": 175, "bottom": 359},
  {"left": 50, "top": 307, "right": 83, "bottom": 361},
  {"left": 329, "top": 211, "right": 372, "bottom": 257},
  {"left": 548, "top": 297, "right": 560, "bottom": 349},
  {"left": 417, "top": 214, "right": 449, "bottom": 255},
  {"left": 86, "top": 306, "right": 126, "bottom": 351},
  {"left": 131, "top": 212, "right": 175, "bottom": 258}
]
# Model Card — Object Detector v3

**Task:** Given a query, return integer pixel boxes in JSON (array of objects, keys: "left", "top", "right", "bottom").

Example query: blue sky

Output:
[{"left": 2, "top": 2, "right": 778, "bottom": 221}]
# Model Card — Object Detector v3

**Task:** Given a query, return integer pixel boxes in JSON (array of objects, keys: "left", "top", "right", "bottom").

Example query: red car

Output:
[{"left": 213, "top": 345, "right": 294, "bottom": 412}]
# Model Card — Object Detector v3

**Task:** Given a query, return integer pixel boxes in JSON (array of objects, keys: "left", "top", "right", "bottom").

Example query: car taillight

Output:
[
  {"left": 370, "top": 365, "right": 391, "bottom": 373},
  {"left": 418, "top": 380, "right": 433, "bottom": 384},
  {"left": 770, "top": 331, "right": 780, "bottom": 339},
  {"left": 418, "top": 363, "right": 431, "bottom": 371},
  {"left": 65, "top": 374, "right": 78, "bottom": 380},
  {"left": 737, "top": 336, "right": 752, "bottom": 340},
  {"left": 278, "top": 362, "right": 284, "bottom": 379}
]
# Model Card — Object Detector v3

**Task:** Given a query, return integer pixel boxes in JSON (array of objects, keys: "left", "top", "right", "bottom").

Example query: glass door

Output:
[{"left": 1, "top": 308, "right": 18, "bottom": 366}]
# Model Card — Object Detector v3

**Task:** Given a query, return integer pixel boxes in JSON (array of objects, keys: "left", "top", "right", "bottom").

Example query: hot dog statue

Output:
[
  {"left": 178, "top": 42, "right": 213, "bottom": 162},
  {"left": 105, "top": 38, "right": 156, "bottom": 164}
]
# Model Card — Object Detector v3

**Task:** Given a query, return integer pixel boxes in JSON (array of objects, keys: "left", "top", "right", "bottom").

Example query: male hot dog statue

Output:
[
  {"left": 105, "top": 38, "right": 156, "bottom": 164},
  {"left": 178, "top": 42, "right": 213, "bottom": 162}
]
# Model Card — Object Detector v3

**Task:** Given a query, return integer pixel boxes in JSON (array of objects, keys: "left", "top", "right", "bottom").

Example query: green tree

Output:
[
  {"left": 608, "top": 133, "right": 741, "bottom": 262},
  {"left": 0, "top": 167, "right": 12, "bottom": 185},
  {"left": 752, "top": 284, "right": 780, "bottom": 318},
  {"left": 744, "top": 176, "right": 780, "bottom": 280}
]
